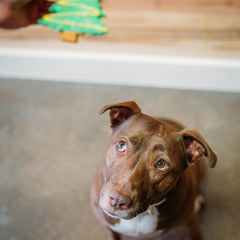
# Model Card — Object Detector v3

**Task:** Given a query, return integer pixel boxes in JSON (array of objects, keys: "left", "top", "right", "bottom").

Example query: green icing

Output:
[
  {"left": 50, "top": 0, "right": 105, "bottom": 17},
  {"left": 38, "top": 14, "right": 107, "bottom": 35},
  {"left": 38, "top": 0, "right": 107, "bottom": 36}
]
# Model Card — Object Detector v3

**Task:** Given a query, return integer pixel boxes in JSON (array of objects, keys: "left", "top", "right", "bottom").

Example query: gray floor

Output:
[{"left": 0, "top": 79, "right": 239, "bottom": 240}]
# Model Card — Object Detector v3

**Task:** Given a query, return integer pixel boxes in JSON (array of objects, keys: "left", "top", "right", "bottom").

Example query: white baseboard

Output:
[{"left": 0, "top": 48, "right": 240, "bottom": 92}]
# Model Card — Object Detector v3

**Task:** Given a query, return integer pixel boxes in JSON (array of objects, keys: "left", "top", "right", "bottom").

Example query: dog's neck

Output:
[{"left": 147, "top": 197, "right": 166, "bottom": 215}]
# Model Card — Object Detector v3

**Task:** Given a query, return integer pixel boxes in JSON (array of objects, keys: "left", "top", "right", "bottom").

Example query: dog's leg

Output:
[
  {"left": 194, "top": 195, "right": 205, "bottom": 213},
  {"left": 107, "top": 228, "right": 121, "bottom": 240},
  {"left": 186, "top": 212, "right": 202, "bottom": 240}
]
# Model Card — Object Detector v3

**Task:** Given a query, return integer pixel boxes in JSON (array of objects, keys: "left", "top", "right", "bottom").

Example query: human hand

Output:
[{"left": 0, "top": 0, "right": 54, "bottom": 29}]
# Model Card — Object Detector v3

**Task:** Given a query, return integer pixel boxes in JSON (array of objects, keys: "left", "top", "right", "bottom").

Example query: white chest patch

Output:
[{"left": 109, "top": 207, "right": 160, "bottom": 238}]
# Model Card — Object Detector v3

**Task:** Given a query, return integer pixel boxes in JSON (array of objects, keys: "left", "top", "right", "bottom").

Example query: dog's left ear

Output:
[
  {"left": 179, "top": 129, "right": 217, "bottom": 168},
  {"left": 99, "top": 101, "right": 141, "bottom": 128}
]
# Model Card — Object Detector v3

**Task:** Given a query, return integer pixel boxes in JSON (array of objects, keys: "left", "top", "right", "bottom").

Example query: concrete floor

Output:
[{"left": 0, "top": 78, "right": 239, "bottom": 240}]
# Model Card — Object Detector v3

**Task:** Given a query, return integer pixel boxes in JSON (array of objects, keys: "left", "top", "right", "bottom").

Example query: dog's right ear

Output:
[
  {"left": 179, "top": 129, "right": 217, "bottom": 168},
  {"left": 99, "top": 101, "right": 141, "bottom": 128}
]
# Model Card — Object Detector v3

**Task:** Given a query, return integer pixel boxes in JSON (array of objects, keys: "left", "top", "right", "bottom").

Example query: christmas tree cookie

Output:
[{"left": 38, "top": 0, "right": 107, "bottom": 42}]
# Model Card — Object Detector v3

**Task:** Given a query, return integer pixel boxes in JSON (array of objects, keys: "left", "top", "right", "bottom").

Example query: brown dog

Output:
[{"left": 91, "top": 101, "right": 217, "bottom": 240}]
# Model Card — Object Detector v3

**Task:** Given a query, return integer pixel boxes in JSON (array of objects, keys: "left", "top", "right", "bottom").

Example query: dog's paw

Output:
[{"left": 194, "top": 195, "right": 205, "bottom": 213}]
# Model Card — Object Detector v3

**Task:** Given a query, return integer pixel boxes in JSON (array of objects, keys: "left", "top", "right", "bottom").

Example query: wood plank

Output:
[
  {"left": 102, "top": 0, "right": 240, "bottom": 12},
  {"left": 102, "top": 10, "right": 240, "bottom": 41},
  {"left": 0, "top": 0, "right": 240, "bottom": 59}
]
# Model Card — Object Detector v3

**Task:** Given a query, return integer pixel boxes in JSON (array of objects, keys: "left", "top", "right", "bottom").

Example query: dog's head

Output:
[{"left": 98, "top": 101, "right": 217, "bottom": 219}]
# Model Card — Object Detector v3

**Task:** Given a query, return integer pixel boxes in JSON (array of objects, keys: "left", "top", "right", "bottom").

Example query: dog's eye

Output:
[
  {"left": 116, "top": 140, "right": 127, "bottom": 153},
  {"left": 156, "top": 159, "right": 168, "bottom": 170}
]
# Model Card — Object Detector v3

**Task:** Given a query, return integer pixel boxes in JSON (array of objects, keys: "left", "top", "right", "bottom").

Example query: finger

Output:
[
  {"left": 40, "top": 0, "right": 53, "bottom": 13},
  {"left": 37, "top": 0, "right": 54, "bottom": 19},
  {"left": 26, "top": 0, "right": 39, "bottom": 24},
  {"left": 26, "top": 0, "right": 53, "bottom": 24}
]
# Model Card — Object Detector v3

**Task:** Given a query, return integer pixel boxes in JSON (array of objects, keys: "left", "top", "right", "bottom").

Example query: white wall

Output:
[{"left": 0, "top": 48, "right": 240, "bottom": 92}]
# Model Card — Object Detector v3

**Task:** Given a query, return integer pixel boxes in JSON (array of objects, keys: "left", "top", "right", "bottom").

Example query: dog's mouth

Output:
[
  {"left": 103, "top": 208, "right": 121, "bottom": 219},
  {"left": 102, "top": 205, "right": 143, "bottom": 220}
]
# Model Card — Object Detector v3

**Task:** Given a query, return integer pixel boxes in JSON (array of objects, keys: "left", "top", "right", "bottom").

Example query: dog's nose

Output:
[{"left": 108, "top": 189, "right": 131, "bottom": 210}]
